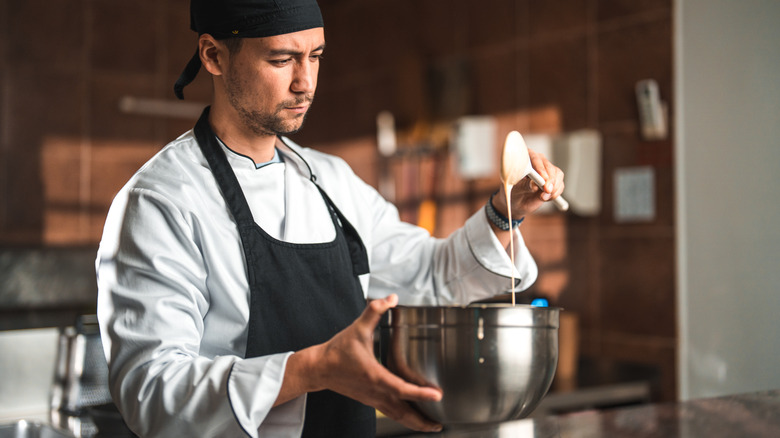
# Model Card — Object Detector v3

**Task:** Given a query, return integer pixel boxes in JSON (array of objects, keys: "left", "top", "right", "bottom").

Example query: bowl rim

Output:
[
  {"left": 381, "top": 303, "right": 561, "bottom": 329},
  {"left": 392, "top": 303, "right": 563, "bottom": 310}
]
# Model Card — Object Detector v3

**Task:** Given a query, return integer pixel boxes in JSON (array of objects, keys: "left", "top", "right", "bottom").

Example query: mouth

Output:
[
  {"left": 281, "top": 96, "right": 313, "bottom": 115},
  {"left": 285, "top": 105, "right": 309, "bottom": 114}
]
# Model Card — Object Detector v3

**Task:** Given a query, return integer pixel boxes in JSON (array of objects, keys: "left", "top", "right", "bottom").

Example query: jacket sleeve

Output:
[
  {"left": 366, "top": 194, "right": 538, "bottom": 305},
  {"left": 96, "top": 187, "right": 302, "bottom": 438},
  {"left": 308, "top": 153, "right": 538, "bottom": 305}
]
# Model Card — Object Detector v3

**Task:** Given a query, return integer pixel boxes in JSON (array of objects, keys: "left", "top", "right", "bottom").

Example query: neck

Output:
[{"left": 208, "top": 100, "right": 278, "bottom": 163}]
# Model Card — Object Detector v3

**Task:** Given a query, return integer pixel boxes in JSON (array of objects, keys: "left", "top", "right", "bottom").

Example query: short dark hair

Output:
[{"left": 221, "top": 37, "right": 244, "bottom": 55}]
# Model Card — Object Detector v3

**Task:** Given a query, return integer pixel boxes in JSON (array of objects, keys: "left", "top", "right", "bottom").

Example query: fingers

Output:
[
  {"left": 378, "top": 367, "right": 443, "bottom": 403},
  {"left": 370, "top": 293, "right": 398, "bottom": 313},
  {"left": 373, "top": 368, "right": 443, "bottom": 433},
  {"left": 378, "top": 403, "right": 443, "bottom": 433},
  {"left": 318, "top": 296, "right": 444, "bottom": 433},
  {"left": 328, "top": 345, "right": 442, "bottom": 432},
  {"left": 358, "top": 294, "right": 398, "bottom": 333},
  {"left": 527, "top": 149, "right": 564, "bottom": 201},
  {"left": 528, "top": 149, "right": 549, "bottom": 181},
  {"left": 551, "top": 167, "right": 565, "bottom": 199}
]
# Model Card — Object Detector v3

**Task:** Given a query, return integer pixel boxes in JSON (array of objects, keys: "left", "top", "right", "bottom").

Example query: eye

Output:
[
  {"left": 310, "top": 53, "right": 324, "bottom": 62},
  {"left": 270, "top": 58, "right": 292, "bottom": 66}
]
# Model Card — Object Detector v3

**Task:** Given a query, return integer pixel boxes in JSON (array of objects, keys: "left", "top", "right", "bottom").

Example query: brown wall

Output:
[{"left": 0, "top": 0, "right": 676, "bottom": 400}]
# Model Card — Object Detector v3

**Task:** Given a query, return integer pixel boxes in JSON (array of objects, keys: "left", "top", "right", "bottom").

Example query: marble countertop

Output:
[{"left": 400, "top": 389, "right": 780, "bottom": 438}]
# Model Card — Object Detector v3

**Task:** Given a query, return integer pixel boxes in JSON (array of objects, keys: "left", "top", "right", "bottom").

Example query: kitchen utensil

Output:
[
  {"left": 377, "top": 304, "right": 560, "bottom": 425},
  {"left": 50, "top": 315, "right": 133, "bottom": 437},
  {"left": 501, "top": 131, "right": 569, "bottom": 211},
  {"left": 0, "top": 420, "right": 75, "bottom": 438}
]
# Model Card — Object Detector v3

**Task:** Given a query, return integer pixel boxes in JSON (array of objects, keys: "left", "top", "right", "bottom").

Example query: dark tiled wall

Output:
[
  {"left": 0, "top": 0, "right": 676, "bottom": 399},
  {"left": 0, "top": 0, "right": 207, "bottom": 244}
]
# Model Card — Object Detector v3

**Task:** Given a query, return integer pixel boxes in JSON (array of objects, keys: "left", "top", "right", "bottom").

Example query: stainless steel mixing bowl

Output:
[{"left": 377, "top": 303, "right": 559, "bottom": 425}]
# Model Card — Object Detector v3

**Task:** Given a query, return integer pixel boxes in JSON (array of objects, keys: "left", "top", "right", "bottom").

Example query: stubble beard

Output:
[{"left": 224, "top": 71, "right": 314, "bottom": 137}]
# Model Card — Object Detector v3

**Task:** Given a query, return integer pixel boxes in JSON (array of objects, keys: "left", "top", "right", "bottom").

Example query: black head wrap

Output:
[{"left": 174, "top": 0, "right": 323, "bottom": 99}]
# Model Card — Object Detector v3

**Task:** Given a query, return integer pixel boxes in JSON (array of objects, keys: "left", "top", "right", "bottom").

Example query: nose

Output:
[{"left": 291, "top": 58, "right": 317, "bottom": 94}]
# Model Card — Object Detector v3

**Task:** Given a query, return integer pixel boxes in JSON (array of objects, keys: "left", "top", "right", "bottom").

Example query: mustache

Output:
[{"left": 277, "top": 94, "right": 314, "bottom": 110}]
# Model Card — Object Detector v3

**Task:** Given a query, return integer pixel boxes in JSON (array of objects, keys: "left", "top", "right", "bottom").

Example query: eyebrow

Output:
[{"left": 268, "top": 44, "right": 326, "bottom": 57}]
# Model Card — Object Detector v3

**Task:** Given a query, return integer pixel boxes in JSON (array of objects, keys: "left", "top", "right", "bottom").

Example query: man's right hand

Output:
[{"left": 277, "top": 294, "right": 444, "bottom": 433}]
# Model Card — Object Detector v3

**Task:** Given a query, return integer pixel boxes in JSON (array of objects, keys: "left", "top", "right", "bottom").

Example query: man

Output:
[{"left": 96, "top": 0, "right": 565, "bottom": 437}]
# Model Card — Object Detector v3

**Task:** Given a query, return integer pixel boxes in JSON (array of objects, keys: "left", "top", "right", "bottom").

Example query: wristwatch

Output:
[{"left": 485, "top": 191, "right": 524, "bottom": 231}]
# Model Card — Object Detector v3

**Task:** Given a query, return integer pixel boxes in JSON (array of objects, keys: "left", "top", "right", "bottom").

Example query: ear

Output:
[{"left": 199, "top": 34, "right": 226, "bottom": 76}]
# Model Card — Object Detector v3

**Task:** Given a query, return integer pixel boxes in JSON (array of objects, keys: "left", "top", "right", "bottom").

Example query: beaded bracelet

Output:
[{"left": 485, "top": 191, "right": 524, "bottom": 231}]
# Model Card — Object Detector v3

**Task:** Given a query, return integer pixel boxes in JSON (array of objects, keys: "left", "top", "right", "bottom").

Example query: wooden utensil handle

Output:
[{"left": 529, "top": 169, "right": 569, "bottom": 211}]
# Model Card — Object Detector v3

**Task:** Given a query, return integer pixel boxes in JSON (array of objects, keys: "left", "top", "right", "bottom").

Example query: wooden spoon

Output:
[{"left": 501, "top": 131, "right": 569, "bottom": 211}]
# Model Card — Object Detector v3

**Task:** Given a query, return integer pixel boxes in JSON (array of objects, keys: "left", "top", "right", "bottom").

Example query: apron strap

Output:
[
  {"left": 193, "top": 107, "right": 256, "bottom": 228},
  {"left": 315, "top": 186, "right": 370, "bottom": 277}
]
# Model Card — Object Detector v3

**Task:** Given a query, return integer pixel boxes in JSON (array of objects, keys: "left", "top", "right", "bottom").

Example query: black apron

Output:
[{"left": 193, "top": 107, "right": 376, "bottom": 437}]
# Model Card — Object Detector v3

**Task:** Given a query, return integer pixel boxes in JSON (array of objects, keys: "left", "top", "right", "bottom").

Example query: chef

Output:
[{"left": 96, "top": 0, "right": 565, "bottom": 437}]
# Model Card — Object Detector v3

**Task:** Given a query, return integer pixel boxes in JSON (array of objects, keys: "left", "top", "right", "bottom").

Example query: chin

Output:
[{"left": 279, "top": 119, "right": 306, "bottom": 136}]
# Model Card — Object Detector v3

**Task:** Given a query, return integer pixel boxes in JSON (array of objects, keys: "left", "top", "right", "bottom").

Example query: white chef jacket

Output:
[{"left": 96, "top": 130, "right": 538, "bottom": 438}]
